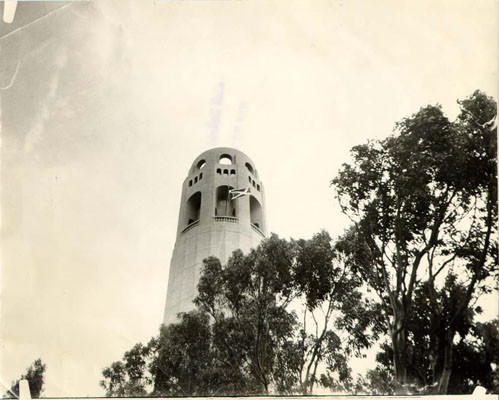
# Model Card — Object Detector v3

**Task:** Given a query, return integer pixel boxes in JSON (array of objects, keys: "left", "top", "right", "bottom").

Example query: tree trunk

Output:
[
  {"left": 436, "top": 331, "right": 454, "bottom": 394},
  {"left": 391, "top": 322, "right": 408, "bottom": 392},
  {"left": 301, "top": 379, "right": 309, "bottom": 395}
]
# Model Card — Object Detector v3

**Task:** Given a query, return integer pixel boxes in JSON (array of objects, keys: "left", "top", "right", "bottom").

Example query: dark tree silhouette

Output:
[
  {"left": 7, "top": 359, "right": 46, "bottom": 398},
  {"left": 101, "top": 233, "right": 378, "bottom": 396},
  {"left": 332, "top": 90, "right": 497, "bottom": 393}
]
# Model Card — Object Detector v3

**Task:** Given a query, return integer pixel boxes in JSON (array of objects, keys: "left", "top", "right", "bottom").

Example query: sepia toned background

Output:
[{"left": 0, "top": 0, "right": 497, "bottom": 396}]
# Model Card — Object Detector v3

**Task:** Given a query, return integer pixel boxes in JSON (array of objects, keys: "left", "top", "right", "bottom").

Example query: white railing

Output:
[
  {"left": 213, "top": 216, "right": 239, "bottom": 223},
  {"left": 181, "top": 220, "right": 199, "bottom": 233},
  {"left": 251, "top": 223, "right": 265, "bottom": 237}
]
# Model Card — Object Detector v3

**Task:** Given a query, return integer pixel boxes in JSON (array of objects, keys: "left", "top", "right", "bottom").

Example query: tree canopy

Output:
[
  {"left": 331, "top": 90, "right": 497, "bottom": 393},
  {"left": 101, "top": 232, "right": 379, "bottom": 396}
]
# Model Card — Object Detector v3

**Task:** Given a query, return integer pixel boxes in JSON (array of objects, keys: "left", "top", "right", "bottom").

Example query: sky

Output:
[{"left": 0, "top": 0, "right": 497, "bottom": 396}]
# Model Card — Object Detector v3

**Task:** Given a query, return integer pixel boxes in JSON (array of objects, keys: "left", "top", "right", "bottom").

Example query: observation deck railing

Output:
[
  {"left": 251, "top": 223, "right": 265, "bottom": 237},
  {"left": 181, "top": 220, "right": 199, "bottom": 233},
  {"left": 213, "top": 216, "right": 239, "bottom": 223}
]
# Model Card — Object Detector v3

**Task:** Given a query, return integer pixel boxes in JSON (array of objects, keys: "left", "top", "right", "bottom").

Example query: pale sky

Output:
[{"left": 0, "top": 0, "right": 497, "bottom": 396}]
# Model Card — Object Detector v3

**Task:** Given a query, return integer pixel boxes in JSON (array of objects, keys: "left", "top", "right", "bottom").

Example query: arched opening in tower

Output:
[
  {"left": 219, "top": 154, "right": 233, "bottom": 165},
  {"left": 215, "top": 185, "right": 236, "bottom": 217},
  {"left": 185, "top": 191, "right": 202, "bottom": 226},
  {"left": 249, "top": 195, "right": 263, "bottom": 229}
]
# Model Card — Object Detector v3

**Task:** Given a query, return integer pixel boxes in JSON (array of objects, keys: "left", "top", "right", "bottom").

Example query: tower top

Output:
[{"left": 188, "top": 147, "right": 259, "bottom": 179}]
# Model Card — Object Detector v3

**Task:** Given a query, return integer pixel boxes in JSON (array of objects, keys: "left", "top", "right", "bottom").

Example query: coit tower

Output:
[{"left": 163, "top": 147, "right": 267, "bottom": 325}]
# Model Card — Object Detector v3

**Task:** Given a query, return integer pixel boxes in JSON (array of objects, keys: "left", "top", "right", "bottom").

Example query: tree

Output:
[
  {"left": 404, "top": 282, "right": 498, "bottom": 394},
  {"left": 151, "top": 311, "right": 213, "bottom": 395},
  {"left": 195, "top": 232, "right": 379, "bottom": 394},
  {"left": 449, "top": 319, "right": 499, "bottom": 394},
  {"left": 101, "top": 232, "right": 378, "bottom": 396},
  {"left": 364, "top": 316, "right": 499, "bottom": 394},
  {"left": 194, "top": 234, "right": 299, "bottom": 394},
  {"left": 150, "top": 310, "right": 252, "bottom": 396},
  {"left": 100, "top": 340, "right": 156, "bottom": 396},
  {"left": 352, "top": 366, "right": 396, "bottom": 395},
  {"left": 332, "top": 90, "right": 497, "bottom": 393},
  {"left": 292, "top": 231, "right": 382, "bottom": 393},
  {"left": 7, "top": 359, "right": 46, "bottom": 398}
]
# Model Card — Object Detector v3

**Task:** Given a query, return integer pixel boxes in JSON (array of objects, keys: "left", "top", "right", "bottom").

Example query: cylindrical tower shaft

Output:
[{"left": 163, "top": 147, "right": 267, "bottom": 325}]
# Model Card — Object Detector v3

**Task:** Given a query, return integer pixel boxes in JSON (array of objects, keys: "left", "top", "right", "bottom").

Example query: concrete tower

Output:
[{"left": 163, "top": 147, "right": 267, "bottom": 325}]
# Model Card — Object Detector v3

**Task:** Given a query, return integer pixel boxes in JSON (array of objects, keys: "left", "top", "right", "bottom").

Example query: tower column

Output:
[{"left": 163, "top": 147, "right": 267, "bottom": 325}]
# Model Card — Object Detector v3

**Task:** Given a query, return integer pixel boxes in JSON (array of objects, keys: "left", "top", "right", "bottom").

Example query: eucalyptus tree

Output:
[
  {"left": 195, "top": 232, "right": 380, "bottom": 394},
  {"left": 101, "top": 232, "right": 382, "bottom": 395},
  {"left": 101, "top": 341, "right": 156, "bottom": 396},
  {"left": 292, "top": 231, "right": 381, "bottom": 393},
  {"left": 194, "top": 235, "right": 299, "bottom": 394},
  {"left": 332, "top": 90, "right": 497, "bottom": 393}
]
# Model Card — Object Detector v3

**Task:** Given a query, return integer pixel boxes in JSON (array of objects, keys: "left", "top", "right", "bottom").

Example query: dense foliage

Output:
[
  {"left": 331, "top": 90, "right": 497, "bottom": 393},
  {"left": 356, "top": 318, "right": 499, "bottom": 395},
  {"left": 101, "top": 233, "right": 379, "bottom": 396}
]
